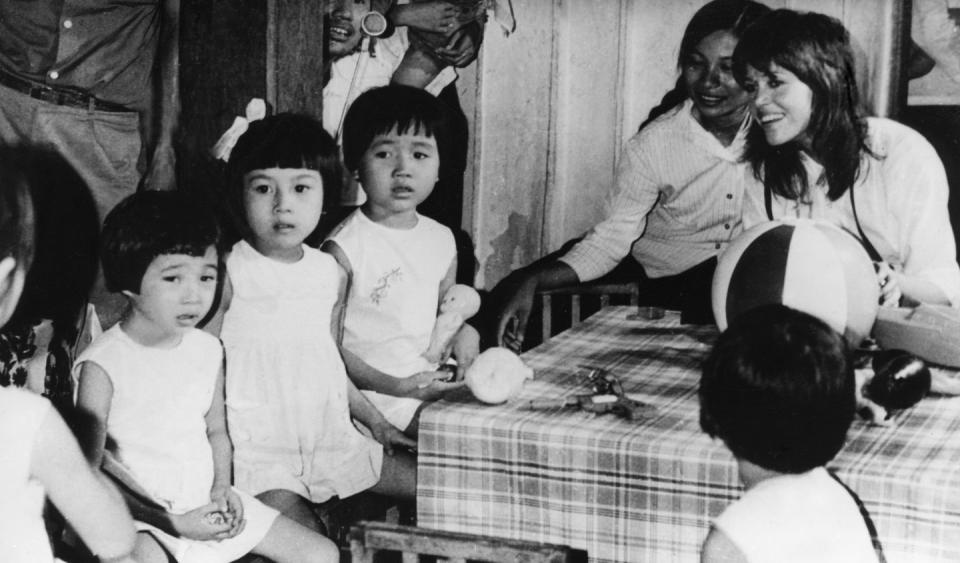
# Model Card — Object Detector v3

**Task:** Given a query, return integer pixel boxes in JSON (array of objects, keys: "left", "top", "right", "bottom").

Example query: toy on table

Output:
[
  {"left": 423, "top": 284, "right": 481, "bottom": 364},
  {"left": 527, "top": 368, "right": 656, "bottom": 421},
  {"left": 712, "top": 219, "right": 879, "bottom": 346},
  {"left": 464, "top": 346, "right": 533, "bottom": 404},
  {"left": 855, "top": 349, "right": 932, "bottom": 423}
]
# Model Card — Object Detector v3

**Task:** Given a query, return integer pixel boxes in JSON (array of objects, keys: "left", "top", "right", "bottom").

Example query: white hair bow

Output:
[{"left": 210, "top": 98, "right": 267, "bottom": 162}]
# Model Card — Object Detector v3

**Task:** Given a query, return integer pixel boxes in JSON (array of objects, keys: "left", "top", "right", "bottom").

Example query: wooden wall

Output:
[
  {"left": 464, "top": 0, "right": 908, "bottom": 288},
  {"left": 177, "top": 0, "right": 326, "bottom": 202}
]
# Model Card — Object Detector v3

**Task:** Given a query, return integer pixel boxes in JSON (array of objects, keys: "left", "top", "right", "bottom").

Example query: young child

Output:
[
  {"left": 324, "top": 84, "right": 478, "bottom": 437},
  {"left": 699, "top": 304, "right": 881, "bottom": 563},
  {"left": 216, "top": 113, "right": 418, "bottom": 535},
  {"left": 0, "top": 154, "right": 137, "bottom": 563},
  {"left": 73, "top": 191, "right": 338, "bottom": 563}
]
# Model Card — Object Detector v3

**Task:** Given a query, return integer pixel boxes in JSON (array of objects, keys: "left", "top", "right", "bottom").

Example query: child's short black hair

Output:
[
  {"left": 101, "top": 191, "right": 220, "bottom": 294},
  {"left": 341, "top": 84, "right": 451, "bottom": 173},
  {"left": 700, "top": 304, "right": 855, "bottom": 473},
  {"left": 0, "top": 149, "right": 35, "bottom": 271},
  {"left": 225, "top": 113, "right": 341, "bottom": 243}
]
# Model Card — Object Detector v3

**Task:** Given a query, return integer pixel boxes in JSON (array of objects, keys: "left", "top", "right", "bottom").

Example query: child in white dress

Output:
[
  {"left": 0, "top": 152, "right": 137, "bottom": 563},
  {"left": 325, "top": 84, "right": 479, "bottom": 437},
  {"left": 73, "top": 191, "right": 337, "bottom": 563},
  {"left": 699, "top": 304, "right": 881, "bottom": 563},
  {"left": 214, "top": 113, "right": 417, "bottom": 536}
]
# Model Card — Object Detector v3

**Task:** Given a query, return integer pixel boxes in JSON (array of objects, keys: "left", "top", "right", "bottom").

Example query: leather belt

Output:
[{"left": 0, "top": 68, "right": 132, "bottom": 113}]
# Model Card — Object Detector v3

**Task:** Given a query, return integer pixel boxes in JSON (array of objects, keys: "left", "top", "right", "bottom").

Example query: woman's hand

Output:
[
  {"left": 490, "top": 271, "right": 540, "bottom": 352},
  {"left": 876, "top": 262, "right": 903, "bottom": 307},
  {"left": 172, "top": 502, "right": 244, "bottom": 541},
  {"left": 368, "top": 418, "right": 417, "bottom": 455},
  {"left": 390, "top": 2, "right": 459, "bottom": 35},
  {"left": 401, "top": 371, "right": 465, "bottom": 401}
]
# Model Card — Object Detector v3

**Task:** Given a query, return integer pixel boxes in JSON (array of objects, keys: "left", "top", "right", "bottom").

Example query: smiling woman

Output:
[
  {"left": 488, "top": 0, "right": 771, "bottom": 348},
  {"left": 735, "top": 9, "right": 960, "bottom": 309}
]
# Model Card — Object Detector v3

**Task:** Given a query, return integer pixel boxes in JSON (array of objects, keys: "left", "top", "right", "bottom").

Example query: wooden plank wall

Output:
[
  {"left": 467, "top": 0, "right": 907, "bottom": 289},
  {"left": 177, "top": 0, "right": 326, "bottom": 206}
]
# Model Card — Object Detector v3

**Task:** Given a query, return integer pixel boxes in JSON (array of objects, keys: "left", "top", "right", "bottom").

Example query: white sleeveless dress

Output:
[
  {"left": 222, "top": 241, "right": 382, "bottom": 503},
  {"left": 329, "top": 210, "right": 456, "bottom": 429}
]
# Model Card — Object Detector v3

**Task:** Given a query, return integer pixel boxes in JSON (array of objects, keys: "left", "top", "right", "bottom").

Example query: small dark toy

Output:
[
  {"left": 528, "top": 368, "right": 656, "bottom": 421},
  {"left": 866, "top": 349, "right": 931, "bottom": 411}
]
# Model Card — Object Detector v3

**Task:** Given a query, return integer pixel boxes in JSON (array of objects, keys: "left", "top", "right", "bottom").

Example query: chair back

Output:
[{"left": 349, "top": 521, "right": 588, "bottom": 563}]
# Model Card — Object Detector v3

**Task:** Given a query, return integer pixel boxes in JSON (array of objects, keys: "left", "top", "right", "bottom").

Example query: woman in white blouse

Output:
[
  {"left": 735, "top": 9, "right": 960, "bottom": 308},
  {"left": 489, "top": 0, "right": 771, "bottom": 349}
]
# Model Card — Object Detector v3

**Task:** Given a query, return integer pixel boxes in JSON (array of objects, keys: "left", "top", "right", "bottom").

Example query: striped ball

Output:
[{"left": 712, "top": 219, "right": 879, "bottom": 345}]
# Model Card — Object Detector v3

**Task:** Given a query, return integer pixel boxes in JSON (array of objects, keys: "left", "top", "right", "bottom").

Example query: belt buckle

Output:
[{"left": 28, "top": 85, "right": 49, "bottom": 101}]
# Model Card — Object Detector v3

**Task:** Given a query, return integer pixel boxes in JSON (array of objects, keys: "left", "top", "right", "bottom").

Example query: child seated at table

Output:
[
  {"left": 74, "top": 191, "right": 338, "bottom": 563},
  {"left": 324, "top": 84, "right": 478, "bottom": 438},
  {"left": 699, "top": 305, "right": 882, "bottom": 563}
]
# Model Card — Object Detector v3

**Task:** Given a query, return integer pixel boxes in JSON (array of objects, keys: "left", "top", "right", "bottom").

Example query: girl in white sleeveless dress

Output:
[
  {"left": 213, "top": 114, "right": 417, "bottom": 537},
  {"left": 74, "top": 191, "right": 338, "bottom": 562}
]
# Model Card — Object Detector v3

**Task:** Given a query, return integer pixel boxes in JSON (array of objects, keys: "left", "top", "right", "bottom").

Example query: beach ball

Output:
[{"left": 712, "top": 219, "right": 879, "bottom": 345}]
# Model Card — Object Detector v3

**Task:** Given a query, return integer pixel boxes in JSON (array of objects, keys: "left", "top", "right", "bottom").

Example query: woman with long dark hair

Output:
[
  {"left": 736, "top": 9, "right": 960, "bottom": 307},
  {"left": 489, "top": 0, "right": 770, "bottom": 347}
]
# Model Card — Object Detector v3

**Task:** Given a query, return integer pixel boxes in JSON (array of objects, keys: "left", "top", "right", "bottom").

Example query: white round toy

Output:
[{"left": 465, "top": 347, "right": 534, "bottom": 404}]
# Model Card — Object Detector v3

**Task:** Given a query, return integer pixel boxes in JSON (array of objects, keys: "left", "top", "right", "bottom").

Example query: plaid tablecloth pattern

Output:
[{"left": 417, "top": 307, "right": 960, "bottom": 562}]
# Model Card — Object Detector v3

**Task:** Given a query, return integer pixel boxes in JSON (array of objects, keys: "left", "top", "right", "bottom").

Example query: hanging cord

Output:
[
  {"left": 849, "top": 184, "right": 883, "bottom": 262},
  {"left": 828, "top": 469, "right": 887, "bottom": 563},
  {"left": 335, "top": 36, "right": 372, "bottom": 140}
]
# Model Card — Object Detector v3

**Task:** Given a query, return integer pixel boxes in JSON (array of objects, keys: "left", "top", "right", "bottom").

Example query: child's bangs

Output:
[
  {"left": 241, "top": 136, "right": 330, "bottom": 174},
  {"left": 378, "top": 116, "right": 437, "bottom": 141}
]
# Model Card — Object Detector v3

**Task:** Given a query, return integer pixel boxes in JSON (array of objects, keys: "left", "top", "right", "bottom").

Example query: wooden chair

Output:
[
  {"left": 349, "top": 521, "right": 588, "bottom": 563},
  {"left": 538, "top": 280, "right": 639, "bottom": 343}
]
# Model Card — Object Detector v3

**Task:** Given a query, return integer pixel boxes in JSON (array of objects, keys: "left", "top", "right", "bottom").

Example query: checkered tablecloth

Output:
[{"left": 417, "top": 307, "right": 960, "bottom": 563}]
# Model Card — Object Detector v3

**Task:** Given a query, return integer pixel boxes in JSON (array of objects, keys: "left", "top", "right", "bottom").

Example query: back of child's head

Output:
[
  {"left": 0, "top": 147, "right": 99, "bottom": 333},
  {"left": 0, "top": 149, "right": 35, "bottom": 273},
  {"left": 224, "top": 113, "right": 341, "bottom": 243},
  {"left": 341, "top": 84, "right": 451, "bottom": 173},
  {"left": 700, "top": 304, "right": 855, "bottom": 474},
  {"left": 101, "top": 191, "right": 220, "bottom": 294}
]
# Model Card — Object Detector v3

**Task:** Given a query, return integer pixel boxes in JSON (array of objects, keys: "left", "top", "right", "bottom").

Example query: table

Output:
[{"left": 417, "top": 307, "right": 960, "bottom": 562}]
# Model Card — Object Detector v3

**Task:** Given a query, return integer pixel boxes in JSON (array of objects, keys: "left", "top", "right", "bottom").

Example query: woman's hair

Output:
[
  {"left": 341, "top": 84, "right": 451, "bottom": 173},
  {"left": 639, "top": 0, "right": 770, "bottom": 131},
  {"left": 734, "top": 9, "right": 872, "bottom": 201},
  {"left": 0, "top": 147, "right": 98, "bottom": 338},
  {"left": 0, "top": 149, "right": 35, "bottom": 272},
  {"left": 700, "top": 304, "right": 855, "bottom": 474},
  {"left": 225, "top": 113, "right": 342, "bottom": 245},
  {"left": 101, "top": 191, "right": 220, "bottom": 294}
]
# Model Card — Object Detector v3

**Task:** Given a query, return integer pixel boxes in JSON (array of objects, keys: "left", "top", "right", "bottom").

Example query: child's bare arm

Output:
[
  {"left": 75, "top": 362, "right": 115, "bottom": 467},
  {"left": 346, "top": 376, "right": 417, "bottom": 454},
  {"left": 204, "top": 358, "right": 245, "bottom": 533},
  {"left": 32, "top": 406, "right": 137, "bottom": 563}
]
